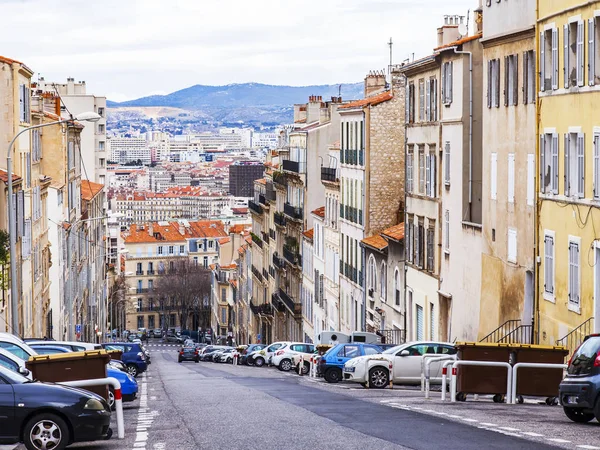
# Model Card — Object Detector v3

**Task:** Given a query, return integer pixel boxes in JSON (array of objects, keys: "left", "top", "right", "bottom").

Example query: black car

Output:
[
  {"left": 0, "top": 365, "right": 112, "bottom": 449},
  {"left": 241, "top": 344, "right": 266, "bottom": 365},
  {"left": 200, "top": 346, "right": 225, "bottom": 362},
  {"left": 560, "top": 334, "right": 600, "bottom": 423},
  {"left": 178, "top": 346, "right": 199, "bottom": 363}
]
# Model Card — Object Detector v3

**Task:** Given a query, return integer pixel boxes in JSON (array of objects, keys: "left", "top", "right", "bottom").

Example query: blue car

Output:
[
  {"left": 106, "top": 367, "right": 138, "bottom": 409},
  {"left": 318, "top": 343, "right": 383, "bottom": 383},
  {"left": 101, "top": 343, "right": 148, "bottom": 377}
]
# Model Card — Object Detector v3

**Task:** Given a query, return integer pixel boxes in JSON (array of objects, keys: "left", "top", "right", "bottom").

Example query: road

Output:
[{"left": 6, "top": 342, "right": 596, "bottom": 450}]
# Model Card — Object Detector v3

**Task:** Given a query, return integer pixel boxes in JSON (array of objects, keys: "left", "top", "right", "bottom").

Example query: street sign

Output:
[{"left": 76, "top": 324, "right": 81, "bottom": 333}]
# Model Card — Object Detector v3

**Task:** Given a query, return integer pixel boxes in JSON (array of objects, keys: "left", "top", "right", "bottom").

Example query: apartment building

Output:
[
  {"left": 479, "top": 0, "right": 537, "bottom": 343},
  {"left": 108, "top": 137, "right": 151, "bottom": 165},
  {"left": 38, "top": 78, "right": 107, "bottom": 185},
  {"left": 229, "top": 161, "right": 264, "bottom": 197},
  {"left": 338, "top": 72, "right": 405, "bottom": 336},
  {"left": 536, "top": 0, "right": 600, "bottom": 349}
]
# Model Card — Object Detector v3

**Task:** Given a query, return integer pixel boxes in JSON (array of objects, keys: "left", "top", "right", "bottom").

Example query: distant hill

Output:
[{"left": 107, "top": 82, "right": 364, "bottom": 109}]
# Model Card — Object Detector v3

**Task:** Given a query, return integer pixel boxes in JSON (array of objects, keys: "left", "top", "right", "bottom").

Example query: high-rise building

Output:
[{"left": 228, "top": 161, "right": 264, "bottom": 197}]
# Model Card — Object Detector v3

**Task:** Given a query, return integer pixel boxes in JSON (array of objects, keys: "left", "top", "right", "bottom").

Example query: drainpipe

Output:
[
  {"left": 402, "top": 73, "right": 409, "bottom": 338},
  {"left": 452, "top": 47, "right": 473, "bottom": 217},
  {"left": 534, "top": 0, "right": 540, "bottom": 344}
]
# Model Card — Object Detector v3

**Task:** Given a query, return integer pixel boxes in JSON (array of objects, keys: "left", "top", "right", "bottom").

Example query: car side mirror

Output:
[
  {"left": 399, "top": 350, "right": 410, "bottom": 357},
  {"left": 19, "top": 367, "right": 30, "bottom": 377}
]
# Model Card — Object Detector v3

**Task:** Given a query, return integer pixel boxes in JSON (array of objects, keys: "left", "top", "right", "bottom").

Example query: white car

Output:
[
  {"left": 0, "top": 348, "right": 31, "bottom": 378},
  {"left": 343, "top": 341, "right": 456, "bottom": 388},
  {"left": 0, "top": 332, "right": 38, "bottom": 361},
  {"left": 248, "top": 341, "right": 291, "bottom": 367},
  {"left": 27, "top": 340, "right": 102, "bottom": 352},
  {"left": 272, "top": 343, "right": 315, "bottom": 372}
]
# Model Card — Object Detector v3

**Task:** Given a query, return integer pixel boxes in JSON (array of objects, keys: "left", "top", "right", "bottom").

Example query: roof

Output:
[
  {"left": 0, "top": 169, "right": 21, "bottom": 184},
  {"left": 232, "top": 207, "right": 248, "bottom": 215},
  {"left": 218, "top": 237, "right": 231, "bottom": 245},
  {"left": 361, "top": 234, "right": 388, "bottom": 252},
  {"left": 381, "top": 222, "right": 405, "bottom": 242},
  {"left": 435, "top": 33, "right": 482, "bottom": 51},
  {"left": 339, "top": 91, "right": 393, "bottom": 110},
  {"left": 229, "top": 224, "right": 250, "bottom": 235},
  {"left": 255, "top": 178, "right": 266, "bottom": 185},
  {"left": 0, "top": 55, "right": 34, "bottom": 75},
  {"left": 80, "top": 180, "right": 104, "bottom": 201},
  {"left": 229, "top": 279, "right": 238, "bottom": 288},
  {"left": 311, "top": 206, "right": 325, "bottom": 218},
  {"left": 303, "top": 228, "right": 314, "bottom": 240},
  {"left": 123, "top": 220, "right": 227, "bottom": 244}
]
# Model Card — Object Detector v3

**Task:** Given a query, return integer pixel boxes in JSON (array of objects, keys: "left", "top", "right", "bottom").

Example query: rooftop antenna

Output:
[
  {"left": 338, "top": 84, "right": 342, "bottom": 97},
  {"left": 388, "top": 37, "right": 393, "bottom": 81},
  {"left": 466, "top": 9, "right": 470, "bottom": 35}
]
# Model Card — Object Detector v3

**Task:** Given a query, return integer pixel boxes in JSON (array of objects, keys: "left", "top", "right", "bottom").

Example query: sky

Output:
[{"left": 1, "top": 0, "right": 476, "bottom": 102}]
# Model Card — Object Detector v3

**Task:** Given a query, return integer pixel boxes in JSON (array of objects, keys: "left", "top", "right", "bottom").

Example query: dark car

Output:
[
  {"left": 559, "top": 334, "right": 600, "bottom": 423},
  {"left": 0, "top": 365, "right": 112, "bottom": 449},
  {"left": 101, "top": 343, "right": 148, "bottom": 377},
  {"left": 178, "top": 346, "right": 199, "bottom": 363},
  {"left": 240, "top": 344, "right": 266, "bottom": 365},
  {"left": 165, "top": 335, "right": 184, "bottom": 344},
  {"left": 200, "top": 346, "right": 226, "bottom": 362}
]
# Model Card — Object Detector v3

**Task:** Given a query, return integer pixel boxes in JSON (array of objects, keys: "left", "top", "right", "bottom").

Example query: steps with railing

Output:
[
  {"left": 557, "top": 317, "right": 594, "bottom": 356},
  {"left": 481, "top": 319, "right": 525, "bottom": 343}
]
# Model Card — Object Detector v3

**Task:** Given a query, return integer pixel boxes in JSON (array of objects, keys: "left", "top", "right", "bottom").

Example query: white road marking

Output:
[
  {"left": 521, "top": 432, "right": 544, "bottom": 437},
  {"left": 479, "top": 423, "right": 498, "bottom": 427},
  {"left": 498, "top": 427, "right": 520, "bottom": 432},
  {"left": 546, "top": 439, "right": 571, "bottom": 444},
  {"left": 462, "top": 418, "right": 478, "bottom": 423},
  {"left": 577, "top": 446, "right": 600, "bottom": 449}
]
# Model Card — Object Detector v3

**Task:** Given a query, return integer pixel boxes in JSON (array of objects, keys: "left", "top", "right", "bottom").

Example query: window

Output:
[
  {"left": 136, "top": 262, "right": 142, "bottom": 274},
  {"left": 444, "top": 210, "right": 450, "bottom": 253},
  {"left": 426, "top": 226, "right": 435, "bottom": 272},
  {"left": 407, "top": 82, "right": 415, "bottom": 123},
  {"left": 19, "top": 84, "right": 30, "bottom": 123},
  {"left": 418, "top": 79, "right": 425, "bottom": 121},
  {"left": 179, "top": 245, "right": 185, "bottom": 254},
  {"left": 98, "top": 107, "right": 105, "bottom": 117},
  {"left": 508, "top": 228, "right": 517, "bottom": 264},
  {"left": 426, "top": 77, "right": 437, "bottom": 121},
  {"left": 394, "top": 269, "right": 401, "bottom": 306},
  {"left": 540, "top": 133, "right": 559, "bottom": 194},
  {"left": 568, "top": 238, "right": 581, "bottom": 312},
  {"left": 564, "top": 132, "right": 585, "bottom": 198},
  {"left": 589, "top": 17, "right": 600, "bottom": 86},
  {"left": 425, "top": 148, "right": 436, "bottom": 198},
  {"left": 418, "top": 146, "right": 425, "bottom": 194},
  {"left": 137, "top": 299, "right": 142, "bottom": 312},
  {"left": 220, "top": 307, "right": 227, "bottom": 324},
  {"left": 430, "top": 303, "right": 435, "bottom": 339},
  {"left": 0, "top": 342, "right": 29, "bottom": 360},
  {"left": 490, "top": 153, "right": 497, "bottom": 200},
  {"left": 98, "top": 124, "right": 105, "bottom": 134},
  {"left": 221, "top": 288, "right": 226, "bottom": 303},
  {"left": 487, "top": 59, "right": 500, "bottom": 107},
  {"left": 407, "top": 146, "right": 414, "bottom": 193},
  {"left": 368, "top": 256, "right": 376, "bottom": 293},
  {"left": 32, "top": 129, "right": 41, "bottom": 162},
  {"left": 444, "top": 141, "right": 450, "bottom": 186},
  {"left": 508, "top": 153, "right": 515, "bottom": 203},
  {"left": 406, "top": 217, "right": 414, "bottom": 264},
  {"left": 442, "top": 61, "right": 453, "bottom": 104},
  {"left": 505, "top": 54, "right": 518, "bottom": 106},
  {"left": 380, "top": 262, "right": 387, "bottom": 300},
  {"left": 523, "top": 50, "right": 536, "bottom": 104},
  {"left": 364, "top": 346, "right": 380, "bottom": 356},
  {"left": 540, "top": 27, "right": 559, "bottom": 91},
  {"left": 564, "top": 20, "right": 585, "bottom": 88},
  {"left": 544, "top": 231, "right": 555, "bottom": 299},
  {"left": 527, "top": 154, "right": 535, "bottom": 206},
  {"left": 158, "top": 246, "right": 164, "bottom": 255},
  {"left": 594, "top": 133, "right": 600, "bottom": 199},
  {"left": 416, "top": 305, "right": 424, "bottom": 341},
  {"left": 168, "top": 245, "right": 174, "bottom": 255}
]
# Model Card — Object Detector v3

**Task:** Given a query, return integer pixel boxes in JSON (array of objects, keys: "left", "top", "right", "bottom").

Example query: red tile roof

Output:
[
  {"left": 303, "top": 228, "right": 314, "bottom": 240},
  {"left": 255, "top": 178, "right": 266, "bottom": 185},
  {"left": 339, "top": 91, "right": 393, "bottom": 110},
  {"left": 435, "top": 33, "right": 482, "bottom": 51},
  {"left": 311, "top": 206, "right": 325, "bottom": 218},
  {"left": 229, "top": 224, "right": 250, "bottom": 235},
  {"left": 0, "top": 169, "right": 21, "bottom": 184},
  {"left": 81, "top": 180, "right": 104, "bottom": 201},
  {"left": 232, "top": 208, "right": 248, "bottom": 215},
  {"left": 381, "top": 222, "right": 405, "bottom": 242},
  {"left": 218, "top": 237, "right": 231, "bottom": 245},
  {"left": 123, "top": 220, "right": 227, "bottom": 244},
  {"left": 361, "top": 234, "right": 388, "bottom": 251}
]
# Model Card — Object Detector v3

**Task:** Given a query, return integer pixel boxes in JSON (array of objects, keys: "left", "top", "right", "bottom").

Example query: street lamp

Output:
[{"left": 7, "top": 111, "right": 101, "bottom": 335}]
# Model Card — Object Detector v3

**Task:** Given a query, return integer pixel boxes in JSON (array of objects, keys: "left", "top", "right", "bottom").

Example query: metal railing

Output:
[
  {"left": 274, "top": 212, "right": 286, "bottom": 227},
  {"left": 258, "top": 194, "right": 268, "bottom": 206},
  {"left": 321, "top": 167, "right": 337, "bottom": 182},
  {"left": 278, "top": 289, "right": 296, "bottom": 313},
  {"left": 273, "top": 253, "right": 286, "bottom": 270},
  {"left": 282, "top": 159, "right": 306, "bottom": 174},
  {"left": 497, "top": 325, "right": 533, "bottom": 344},
  {"left": 366, "top": 327, "right": 406, "bottom": 345},
  {"left": 481, "top": 319, "right": 524, "bottom": 343},
  {"left": 250, "top": 233, "right": 263, "bottom": 248},
  {"left": 557, "top": 317, "right": 595, "bottom": 356},
  {"left": 248, "top": 200, "right": 263, "bottom": 215},
  {"left": 283, "top": 245, "right": 300, "bottom": 267},
  {"left": 251, "top": 265, "right": 264, "bottom": 282},
  {"left": 284, "top": 203, "right": 303, "bottom": 221}
]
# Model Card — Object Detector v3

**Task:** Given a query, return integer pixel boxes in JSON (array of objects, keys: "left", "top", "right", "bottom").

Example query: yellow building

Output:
[{"left": 537, "top": 0, "right": 600, "bottom": 351}]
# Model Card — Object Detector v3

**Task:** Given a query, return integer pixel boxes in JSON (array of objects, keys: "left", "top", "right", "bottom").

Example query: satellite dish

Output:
[{"left": 458, "top": 23, "right": 468, "bottom": 37}]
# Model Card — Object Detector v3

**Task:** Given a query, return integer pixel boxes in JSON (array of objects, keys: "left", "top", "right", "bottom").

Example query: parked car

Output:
[
  {"left": 0, "top": 365, "right": 112, "bottom": 448},
  {"left": 107, "top": 367, "right": 138, "bottom": 410},
  {"left": 29, "top": 344, "right": 73, "bottom": 355},
  {"left": 201, "top": 345, "right": 230, "bottom": 362},
  {"left": 178, "top": 346, "right": 200, "bottom": 363},
  {"left": 560, "top": 334, "right": 600, "bottom": 423},
  {"left": 248, "top": 342, "right": 291, "bottom": 367},
  {"left": 0, "top": 348, "right": 31, "bottom": 378},
  {"left": 214, "top": 348, "right": 235, "bottom": 363},
  {"left": 101, "top": 343, "right": 148, "bottom": 377},
  {"left": 28, "top": 340, "right": 102, "bottom": 352},
  {"left": 165, "top": 335, "right": 184, "bottom": 344},
  {"left": 0, "top": 332, "right": 38, "bottom": 361},
  {"left": 318, "top": 343, "right": 383, "bottom": 383},
  {"left": 240, "top": 344, "right": 266, "bottom": 365},
  {"left": 272, "top": 343, "right": 315, "bottom": 372},
  {"left": 343, "top": 341, "right": 457, "bottom": 388}
]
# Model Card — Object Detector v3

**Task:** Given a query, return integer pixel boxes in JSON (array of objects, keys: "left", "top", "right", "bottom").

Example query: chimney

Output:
[
  {"left": 148, "top": 223, "right": 153, "bottom": 236},
  {"left": 437, "top": 15, "right": 463, "bottom": 47},
  {"left": 364, "top": 70, "right": 387, "bottom": 97},
  {"left": 178, "top": 222, "right": 184, "bottom": 235},
  {"left": 474, "top": 2, "right": 483, "bottom": 34},
  {"left": 306, "top": 95, "right": 321, "bottom": 123}
]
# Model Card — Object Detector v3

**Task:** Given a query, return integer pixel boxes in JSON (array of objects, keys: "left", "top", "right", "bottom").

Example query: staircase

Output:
[
  {"left": 480, "top": 319, "right": 533, "bottom": 344},
  {"left": 556, "top": 317, "right": 595, "bottom": 356}
]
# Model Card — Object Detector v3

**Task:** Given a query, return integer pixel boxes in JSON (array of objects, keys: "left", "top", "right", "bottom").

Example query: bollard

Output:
[
  {"left": 510, "top": 362, "right": 567, "bottom": 404},
  {"left": 424, "top": 356, "right": 456, "bottom": 400},
  {"left": 441, "top": 359, "right": 456, "bottom": 401},
  {"left": 233, "top": 353, "right": 238, "bottom": 365},
  {"left": 299, "top": 354, "right": 304, "bottom": 376},
  {"left": 389, "top": 361, "right": 394, "bottom": 389},
  {"left": 365, "top": 358, "right": 370, "bottom": 388}
]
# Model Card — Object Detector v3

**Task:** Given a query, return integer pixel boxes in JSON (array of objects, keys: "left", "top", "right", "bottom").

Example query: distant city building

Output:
[
  {"left": 228, "top": 161, "right": 264, "bottom": 197},
  {"left": 108, "top": 137, "right": 151, "bottom": 165}
]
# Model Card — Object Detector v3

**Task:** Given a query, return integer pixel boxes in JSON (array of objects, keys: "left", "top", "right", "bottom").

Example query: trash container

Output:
[
  {"left": 107, "top": 349, "right": 123, "bottom": 361},
  {"left": 515, "top": 345, "right": 568, "bottom": 401},
  {"left": 26, "top": 350, "right": 111, "bottom": 400},
  {"left": 455, "top": 342, "right": 512, "bottom": 400}
]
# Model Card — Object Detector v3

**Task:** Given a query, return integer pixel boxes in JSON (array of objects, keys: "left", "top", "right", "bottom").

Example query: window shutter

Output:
[
  {"left": 577, "top": 133, "right": 585, "bottom": 198},
  {"left": 448, "top": 61, "right": 453, "bottom": 103},
  {"left": 508, "top": 228, "right": 517, "bottom": 263},
  {"left": 405, "top": 85, "right": 410, "bottom": 123},
  {"left": 425, "top": 79, "right": 431, "bottom": 121},
  {"left": 17, "top": 190, "right": 24, "bottom": 237},
  {"left": 552, "top": 133, "right": 559, "bottom": 194},
  {"left": 508, "top": 153, "right": 515, "bottom": 203},
  {"left": 495, "top": 60, "right": 501, "bottom": 107},
  {"left": 441, "top": 64, "right": 446, "bottom": 103},
  {"left": 540, "top": 32, "right": 546, "bottom": 92},
  {"left": 433, "top": 79, "right": 437, "bottom": 121},
  {"left": 431, "top": 153, "right": 436, "bottom": 197},
  {"left": 444, "top": 141, "right": 450, "bottom": 185},
  {"left": 564, "top": 24, "right": 570, "bottom": 88},
  {"left": 523, "top": 51, "right": 528, "bottom": 104},
  {"left": 504, "top": 56, "right": 509, "bottom": 106},
  {"left": 444, "top": 210, "right": 450, "bottom": 251},
  {"left": 487, "top": 61, "right": 492, "bottom": 108},
  {"left": 540, "top": 135, "right": 545, "bottom": 193},
  {"left": 552, "top": 28, "right": 559, "bottom": 89},
  {"left": 491, "top": 153, "right": 497, "bottom": 200},
  {"left": 527, "top": 153, "right": 535, "bottom": 206},
  {"left": 564, "top": 134, "right": 570, "bottom": 196},
  {"left": 590, "top": 19, "right": 596, "bottom": 86},
  {"left": 594, "top": 134, "right": 600, "bottom": 198},
  {"left": 577, "top": 20, "right": 585, "bottom": 87},
  {"left": 425, "top": 153, "right": 431, "bottom": 196},
  {"left": 513, "top": 55, "right": 519, "bottom": 105}
]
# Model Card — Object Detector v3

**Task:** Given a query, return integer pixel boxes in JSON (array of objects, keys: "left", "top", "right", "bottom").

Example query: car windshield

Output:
[
  {"left": 382, "top": 344, "right": 405, "bottom": 355},
  {"left": 0, "top": 364, "right": 29, "bottom": 384},
  {"left": 568, "top": 336, "right": 600, "bottom": 375}
]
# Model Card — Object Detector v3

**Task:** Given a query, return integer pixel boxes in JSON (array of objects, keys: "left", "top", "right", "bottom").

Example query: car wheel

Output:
[
  {"left": 301, "top": 362, "right": 310, "bottom": 375},
  {"left": 108, "top": 387, "right": 116, "bottom": 411},
  {"left": 279, "top": 359, "right": 292, "bottom": 372},
  {"left": 195, "top": 358, "right": 199, "bottom": 363},
  {"left": 369, "top": 367, "right": 389, "bottom": 389},
  {"left": 254, "top": 357, "right": 265, "bottom": 367},
  {"left": 324, "top": 368, "right": 342, "bottom": 383},
  {"left": 178, "top": 359, "right": 182, "bottom": 363},
  {"left": 24, "top": 413, "right": 70, "bottom": 450},
  {"left": 246, "top": 357, "right": 254, "bottom": 366},
  {"left": 564, "top": 407, "right": 595, "bottom": 423},
  {"left": 126, "top": 364, "right": 139, "bottom": 377}
]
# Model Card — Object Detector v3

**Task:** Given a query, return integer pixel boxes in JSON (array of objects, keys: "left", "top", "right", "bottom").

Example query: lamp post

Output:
[{"left": 7, "top": 112, "right": 100, "bottom": 336}]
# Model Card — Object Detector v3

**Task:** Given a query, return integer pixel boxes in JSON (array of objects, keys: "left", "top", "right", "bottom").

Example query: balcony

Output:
[
  {"left": 261, "top": 231, "right": 270, "bottom": 244},
  {"left": 266, "top": 183, "right": 276, "bottom": 202},
  {"left": 136, "top": 271, "right": 144, "bottom": 275},
  {"left": 283, "top": 203, "right": 303, "bottom": 222},
  {"left": 251, "top": 265, "right": 264, "bottom": 282},
  {"left": 273, "top": 253, "right": 286, "bottom": 270},
  {"left": 136, "top": 288, "right": 153, "bottom": 294},
  {"left": 273, "top": 172, "right": 287, "bottom": 189},
  {"left": 262, "top": 268, "right": 268, "bottom": 279},
  {"left": 274, "top": 212, "right": 286, "bottom": 228},
  {"left": 277, "top": 289, "right": 301, "bottom": 316},
  {"left": 320, "top": 167, "right": 338, "bottom": 183},
  {"left": 283, "top": 245, "right": 301, "bottom": 267},
  {"left": 282, "top": 159, "right": 306, "bottom": 174},
  {"left": 271, "top": 293, "right": 286, "bottom": 313},
  {"left": 258, "top": 194, "right": 268, "bottom": 206},
  {"left": 248, "top": 200, "right": 263, "bottom": 215},
  {"left": 250, "top": 300, "right": 273, "bottom": 316},
  {"left": 147, "top": 270, "right": 155, "bottom": 275},
  {"left": 250, "top": 232, "right": 263, "bottom": 248}
]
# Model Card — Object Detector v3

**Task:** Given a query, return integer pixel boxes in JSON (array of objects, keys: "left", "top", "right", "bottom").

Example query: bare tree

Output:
[{"left": 154, "top": 260, "right": 211, "bottom": 331}]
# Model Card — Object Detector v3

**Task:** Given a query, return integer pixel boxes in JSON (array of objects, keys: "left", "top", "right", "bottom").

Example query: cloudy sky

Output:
[{"left": 1, "top": 0, "right": 475, "bottom": 102}]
